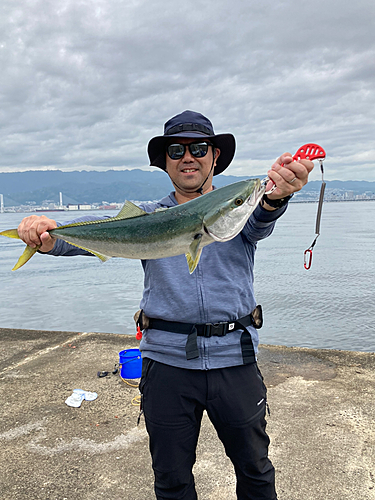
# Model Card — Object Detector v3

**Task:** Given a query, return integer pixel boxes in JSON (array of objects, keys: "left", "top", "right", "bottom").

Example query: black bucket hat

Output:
[{"left": 147, "top": 110, "right": 236, "bottom": 175}]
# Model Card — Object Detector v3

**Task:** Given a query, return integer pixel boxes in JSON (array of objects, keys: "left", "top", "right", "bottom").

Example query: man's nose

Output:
[{"left": 182, "top": 146, "right": 194, "bottom": 161}]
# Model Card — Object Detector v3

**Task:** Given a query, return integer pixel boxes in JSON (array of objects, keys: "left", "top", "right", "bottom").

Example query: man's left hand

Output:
[{"left": 266, "top": 152, "right": 314, "bottom": 199}]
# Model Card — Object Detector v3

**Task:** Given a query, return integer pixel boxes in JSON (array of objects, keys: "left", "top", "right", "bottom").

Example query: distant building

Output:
[
  {"left": 99, "top": 204, "right": 119, "bottom": 210},
  {"left": 67, "top": 204, "right": 92, "bottom": 211},
  {"left": 329, "top": 193, "right": 342, "bottom": 201}
]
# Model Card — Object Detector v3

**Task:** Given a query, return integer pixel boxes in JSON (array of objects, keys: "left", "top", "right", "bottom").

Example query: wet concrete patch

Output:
[{"left": 258, "top": 345, "right": 337, "bottom": 386}]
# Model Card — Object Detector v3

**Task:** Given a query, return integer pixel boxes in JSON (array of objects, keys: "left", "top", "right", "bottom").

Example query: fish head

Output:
[{"left": 203, "top": 178, "right": 265, "bottom": 241}]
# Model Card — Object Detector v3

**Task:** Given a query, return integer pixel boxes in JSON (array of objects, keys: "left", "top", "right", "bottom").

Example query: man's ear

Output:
[{"left": 214, "top": 147, "right": 221, "bottom": 162}]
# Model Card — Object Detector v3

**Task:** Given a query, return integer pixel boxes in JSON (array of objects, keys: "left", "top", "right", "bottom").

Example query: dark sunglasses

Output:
[
  {"left": 167, "top": 141, "right": 213, "bottom": 160},
  {"left": 97, "top": 365, "right": 119, "bottom": 377}
]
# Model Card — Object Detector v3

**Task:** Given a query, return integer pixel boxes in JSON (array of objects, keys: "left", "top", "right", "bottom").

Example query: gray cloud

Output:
[{"left": 0, "top": 0, "right": 374, "bottom": 180}]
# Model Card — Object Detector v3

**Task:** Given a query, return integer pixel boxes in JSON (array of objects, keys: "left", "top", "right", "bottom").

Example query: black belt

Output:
[{"left": 149, "top": 315, "right": 256, "bottom": 364}]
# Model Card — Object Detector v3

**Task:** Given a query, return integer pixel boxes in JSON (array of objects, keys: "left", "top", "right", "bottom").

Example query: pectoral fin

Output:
[{"left": 185, "top": 234, "right": 203, "bottom": 274}]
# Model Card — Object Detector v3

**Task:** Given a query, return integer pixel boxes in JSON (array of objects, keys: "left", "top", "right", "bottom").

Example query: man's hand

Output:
[
  {"left": 266, "top": 152, "right": 314, "bottom": 199},
  {"left": 17, "top": 215, "right": 57, "bottom": 253}
]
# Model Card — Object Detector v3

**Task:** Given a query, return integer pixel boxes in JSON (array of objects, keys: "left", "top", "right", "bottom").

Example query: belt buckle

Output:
[{"left": 204, "top": 322, "right": 226, "bottom": 337}]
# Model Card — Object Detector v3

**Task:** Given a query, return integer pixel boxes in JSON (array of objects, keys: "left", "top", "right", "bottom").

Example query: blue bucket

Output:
[{"left": 119, "top": 349, "right": 142, "bottom": 379}]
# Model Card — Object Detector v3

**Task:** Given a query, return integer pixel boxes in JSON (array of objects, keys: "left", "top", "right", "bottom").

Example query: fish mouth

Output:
[
  {"left": 206, "top": 181, "right": 265, "bottom": 242},
  {"left": 253, "top": 181, "right": 266, "bottom": 206}
]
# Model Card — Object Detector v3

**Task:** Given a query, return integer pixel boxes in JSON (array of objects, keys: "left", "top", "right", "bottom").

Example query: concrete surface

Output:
[{"left": 0, "top": 328, "right": 374, "bottom": 500}]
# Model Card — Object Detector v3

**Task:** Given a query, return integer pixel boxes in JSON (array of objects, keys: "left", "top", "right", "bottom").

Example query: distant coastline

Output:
[
  {"left": 1, "top": 169, "right": 374, "bottom": 212},
  {"left": 1, "top": 197, "right": 374, "bottom": 214},
  {"left": 291, "top": 198, "right": 375, "bottom": 204}
]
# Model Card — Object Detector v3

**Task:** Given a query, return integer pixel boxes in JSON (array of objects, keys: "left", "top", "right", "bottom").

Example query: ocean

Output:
[{"left": 0, "top": 201, "right": 374, "bottom": 353}]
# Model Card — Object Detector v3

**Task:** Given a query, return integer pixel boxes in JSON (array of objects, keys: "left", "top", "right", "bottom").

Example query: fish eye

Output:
[{"left": 234, "top": 198, "right": 244, "bottom": 206}]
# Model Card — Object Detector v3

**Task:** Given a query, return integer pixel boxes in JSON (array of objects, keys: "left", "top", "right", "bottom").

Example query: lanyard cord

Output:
[
  {"left": 304, "top": 159, "right": 326, "bottom": 269},
  {"left": 195, "top": 153, "right": 216, "bottom": 195}
]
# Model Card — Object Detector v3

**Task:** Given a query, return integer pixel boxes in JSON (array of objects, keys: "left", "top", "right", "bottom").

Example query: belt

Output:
[
  {"left": 149, "top": 316, "right": 252, "bottom": 337},
  {"left": 148, "top": 315, "right": 256, "bottom": 364}
]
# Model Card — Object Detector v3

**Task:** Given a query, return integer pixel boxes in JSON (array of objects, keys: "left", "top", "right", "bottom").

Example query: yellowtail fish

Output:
[{"left": 0, "top": 179, "right": 264, "bottom": 274}]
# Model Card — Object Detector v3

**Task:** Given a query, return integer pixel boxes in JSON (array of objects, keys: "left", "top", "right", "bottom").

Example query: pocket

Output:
[
  {"left": 256, "top": 363, "right": 265, "bottom": 383},
  {"left": 139, "top": 357, "right": 154, "bottom": 394},
  {"left": 137, "top": 358, "right": 154, "bottom": 425},
  {"left": 253, "top": 364, "right": 266, "bottom": 398},
  {"left": 255, "top": 364, "right": 270, "bottom": 415}
]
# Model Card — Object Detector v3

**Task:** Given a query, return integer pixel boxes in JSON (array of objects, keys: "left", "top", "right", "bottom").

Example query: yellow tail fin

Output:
[
  {"left": 0, "top": 228, "right": 21, "bottom": 239},
  {"left": 0, "top": 228, "right": 40, "bottom": 270},
  {"left": 12, "top": 246, "right": 39, "bottom": 271}
]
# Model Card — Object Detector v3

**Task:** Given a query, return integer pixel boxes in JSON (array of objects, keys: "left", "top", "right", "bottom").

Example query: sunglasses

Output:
[
  {"left": 167, "top": 141, "right": 213, "bottom": 160},
  {"left": 97, "top": 365, "right": 119, "bottom": 378}
]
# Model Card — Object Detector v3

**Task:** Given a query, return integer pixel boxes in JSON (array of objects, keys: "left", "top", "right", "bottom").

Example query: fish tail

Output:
[
  {"left": 12, "top": 245, "right": 40, "bottom": 271},
  {"left": 0, "top": 228, "right": 40, "bottom": 270},
  {"left": 0, "top": 228, "right": 21, "bottom": 239}
]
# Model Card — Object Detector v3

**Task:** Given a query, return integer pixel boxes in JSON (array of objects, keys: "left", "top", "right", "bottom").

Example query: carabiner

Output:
[
  {"left": 260, "top": 143, "right": 326, "bottom": 270},
  {"left": 304, "top": 249, "right": 313, "bottom": 270}
]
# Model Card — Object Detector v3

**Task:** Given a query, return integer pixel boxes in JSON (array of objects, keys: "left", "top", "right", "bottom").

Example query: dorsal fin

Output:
[
  {"left": 113, "top": 201, "right": 147, "bottom": 220},
  {"left": 49, "top": 201, "right": 148, "bottom": 232}
]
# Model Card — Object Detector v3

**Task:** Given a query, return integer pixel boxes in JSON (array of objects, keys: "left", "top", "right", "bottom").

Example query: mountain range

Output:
[{"left": 0, "top": 170, "right": 374, "bottom": 206}]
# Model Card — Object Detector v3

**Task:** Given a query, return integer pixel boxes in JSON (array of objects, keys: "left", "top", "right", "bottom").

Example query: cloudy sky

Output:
[{"left": 1, "top": 0, "right": 374, "bottom": 181}]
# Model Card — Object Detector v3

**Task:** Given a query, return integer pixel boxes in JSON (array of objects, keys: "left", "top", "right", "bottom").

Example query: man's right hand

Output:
[{"left": 17, "top": 215, "right": 57, "bottom": 253}]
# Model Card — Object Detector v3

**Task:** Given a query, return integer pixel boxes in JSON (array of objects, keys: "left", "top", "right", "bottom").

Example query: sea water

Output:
[{"left": 0, "top": 202, "right": 374, "bottom": 352}]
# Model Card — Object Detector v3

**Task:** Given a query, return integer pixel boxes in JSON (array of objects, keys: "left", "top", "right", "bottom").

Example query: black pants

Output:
[{"left": 140, "top": 359, "right": 277, "bottom": 500}]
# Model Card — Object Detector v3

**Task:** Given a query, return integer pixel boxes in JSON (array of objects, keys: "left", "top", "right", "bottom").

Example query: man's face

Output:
[{"left": 165, "top": 138, "right": 220, "bottom": 201}]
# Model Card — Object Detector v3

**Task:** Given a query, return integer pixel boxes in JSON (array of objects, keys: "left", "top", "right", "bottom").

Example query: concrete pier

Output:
[{"left": 0, "top": 328, "right": 374, "bottom": 499}]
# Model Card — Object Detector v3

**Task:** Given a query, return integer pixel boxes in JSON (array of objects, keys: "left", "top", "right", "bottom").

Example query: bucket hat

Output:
[{"left": 147, "top": 110, "right": 236, "bottom": 175}]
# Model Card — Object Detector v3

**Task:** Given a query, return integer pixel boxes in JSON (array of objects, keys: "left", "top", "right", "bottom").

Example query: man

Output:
[{"left": 18, "top": 110, "right": 313, "bottom": 500}]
